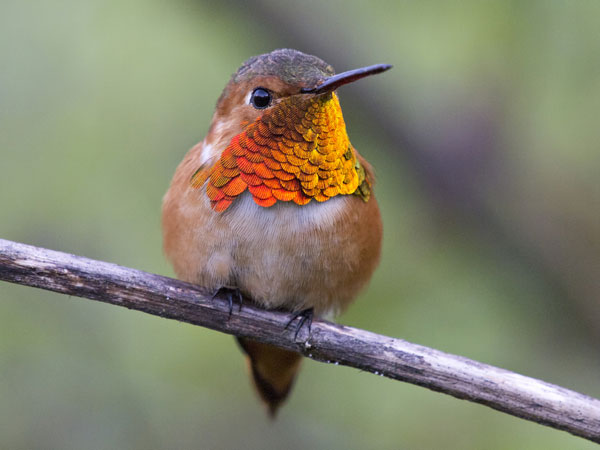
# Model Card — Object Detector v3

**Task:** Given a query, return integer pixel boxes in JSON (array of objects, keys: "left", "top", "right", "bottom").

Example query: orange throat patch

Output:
[{"left": 191, "top": 92, "right": 367, "bottom": 212}]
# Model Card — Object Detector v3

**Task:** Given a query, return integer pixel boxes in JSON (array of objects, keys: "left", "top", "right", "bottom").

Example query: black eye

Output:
[{"left": 250, "top": 88, "right": 272, "bottom": 109}]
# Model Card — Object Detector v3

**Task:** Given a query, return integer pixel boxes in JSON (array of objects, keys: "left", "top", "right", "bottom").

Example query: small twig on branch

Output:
[{"left": 0, "top": 238, "right": 599, "bottom": 443}]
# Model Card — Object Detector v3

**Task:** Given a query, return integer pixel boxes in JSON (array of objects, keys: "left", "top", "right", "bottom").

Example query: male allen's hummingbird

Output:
[{"left": 162, "top": 49, "right": 389, "bottom": 415}]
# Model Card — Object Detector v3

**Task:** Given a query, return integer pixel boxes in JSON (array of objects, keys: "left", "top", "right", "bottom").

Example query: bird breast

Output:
[{"left": 163, "top": 162, "right": 380, "bottom": 316}]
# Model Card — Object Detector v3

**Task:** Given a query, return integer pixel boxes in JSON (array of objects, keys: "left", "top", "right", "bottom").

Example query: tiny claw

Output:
[
  {"left": 237, "top": 289, "right": 243, "bottom": 312},
  {"left": 285, "top": 308, "right": 314, "bottom": 340},
  {"left": 211, "top": 287, "right": 243, "bottom": 318}
]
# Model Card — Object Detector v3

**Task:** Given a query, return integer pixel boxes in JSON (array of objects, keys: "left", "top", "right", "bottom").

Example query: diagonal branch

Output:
[{"left": 0, "top": 238, "right": 599, "bottom": 443}]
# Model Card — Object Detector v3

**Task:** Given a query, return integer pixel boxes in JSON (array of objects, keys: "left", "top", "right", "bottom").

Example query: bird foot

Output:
[
  {"left": 211, "top": 286, "right": 243, "bottom": 317},
  {"left": 285, "top": 308, "right": 314, "bottom": 340}
]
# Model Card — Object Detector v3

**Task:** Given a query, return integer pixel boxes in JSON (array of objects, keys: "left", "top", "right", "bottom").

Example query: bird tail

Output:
[{"left": 236, "top": 337, "right": 303, "bottom": 417}]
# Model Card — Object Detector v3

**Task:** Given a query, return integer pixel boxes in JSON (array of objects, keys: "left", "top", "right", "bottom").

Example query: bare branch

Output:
[{"left": 0, "top": 238, "right": 599, "bottom": 443}]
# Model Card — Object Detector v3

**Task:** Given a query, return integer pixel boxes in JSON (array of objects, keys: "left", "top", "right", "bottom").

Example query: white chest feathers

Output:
[{"left": 224, "top": 192, "right": 351, "bottom": 237}]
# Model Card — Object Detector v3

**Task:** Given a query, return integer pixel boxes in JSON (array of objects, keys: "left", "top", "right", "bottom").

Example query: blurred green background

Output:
[{"left": 1, "top": 1, "right": 599, "bottom": 449}]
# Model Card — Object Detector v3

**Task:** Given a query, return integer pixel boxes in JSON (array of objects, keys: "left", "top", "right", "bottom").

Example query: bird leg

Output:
[
  {"left": 285, "top": 308, "right": 314, "bottom": 340},
  {"left": 211, "top": 286, "right": 243, "bottom": 317}
]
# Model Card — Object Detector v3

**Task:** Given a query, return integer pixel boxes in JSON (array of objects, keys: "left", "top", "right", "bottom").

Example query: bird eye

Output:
[{"left": 250, "top": 88, "right": 272, "bottom": 109}]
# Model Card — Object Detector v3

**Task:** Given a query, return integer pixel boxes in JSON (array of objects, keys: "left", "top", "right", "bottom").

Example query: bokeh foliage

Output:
[{"left": 1, "top": 1, "right": 599, "bottom": 449}]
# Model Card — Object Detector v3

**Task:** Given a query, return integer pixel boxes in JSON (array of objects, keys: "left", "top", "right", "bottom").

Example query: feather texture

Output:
[{"left": 191, "top": 92, "right": 370, "bottom": 211}]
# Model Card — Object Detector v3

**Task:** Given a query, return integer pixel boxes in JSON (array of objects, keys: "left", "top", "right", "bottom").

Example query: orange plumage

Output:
[
  {"left": 163, "top": 49, "right": 388, "bottom": 416},
  {"left": 191, "top": 92, "right": 367, "bottom": 211}
]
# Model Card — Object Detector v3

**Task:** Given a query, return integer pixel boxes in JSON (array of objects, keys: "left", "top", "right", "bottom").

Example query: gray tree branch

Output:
[{"left": 0, "top": 238, "right": 599, "bottom": 443}]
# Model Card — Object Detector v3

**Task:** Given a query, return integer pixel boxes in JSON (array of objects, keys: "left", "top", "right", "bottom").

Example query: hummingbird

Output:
[{"left": 162, "top": 49, "right": 389, "bottom": 416}]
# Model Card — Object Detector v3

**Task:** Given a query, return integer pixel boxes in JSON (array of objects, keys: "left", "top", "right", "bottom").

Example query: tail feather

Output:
[{"left": 236, "top": 337, "right": 302, "bottom": 417}]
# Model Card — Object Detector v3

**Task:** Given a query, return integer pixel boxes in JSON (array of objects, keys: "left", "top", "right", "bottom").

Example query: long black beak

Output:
[{"left": 301, "top": 63, "right": 392, "bottom": 95}]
